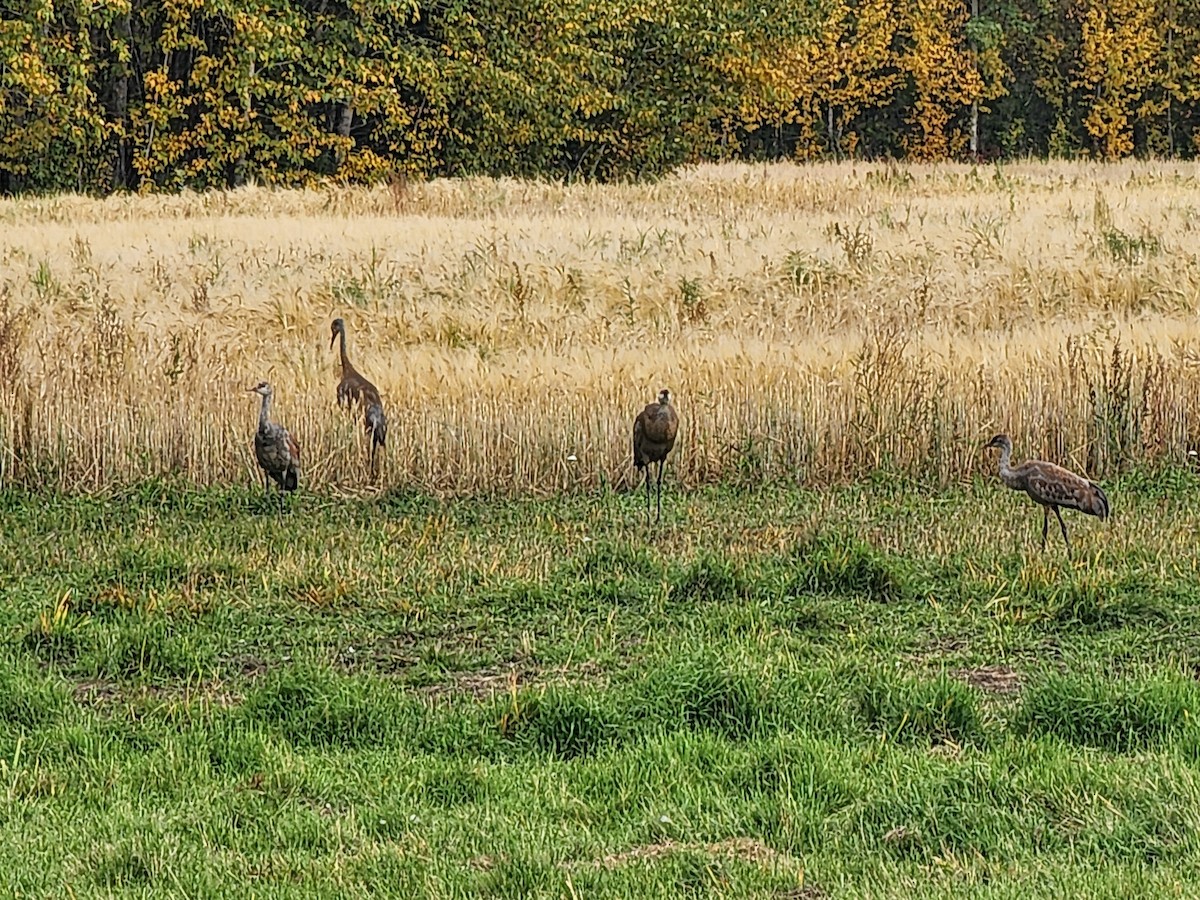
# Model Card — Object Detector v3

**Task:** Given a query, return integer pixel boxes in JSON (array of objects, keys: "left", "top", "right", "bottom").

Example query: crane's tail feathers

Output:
[
  {"left": 1091, "top": 481, "right": 1110, "bottom": 520},
  {"left": 366, "top": 404, "right": 387, "bottom": 447},
  {"left": 282, "top": 469, "right": 299, "bottom": 492}
]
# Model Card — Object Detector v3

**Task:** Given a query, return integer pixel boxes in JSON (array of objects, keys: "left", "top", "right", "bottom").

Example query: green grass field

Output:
[{"left": 2, "top": 470, "right": 1200, "bottom": 897}]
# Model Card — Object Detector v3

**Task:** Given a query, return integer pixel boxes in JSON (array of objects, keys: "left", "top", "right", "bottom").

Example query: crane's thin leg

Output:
[
  {"left": 372, "top": 435, "right": 384, "bottom": 479},
  {"left": 1053, "top": 506, "right": 1071, "bottom": 556},
  {"left": 655, "top": 460, "right": 665, "bottom": 524},
  {"left": 643, "top": 466, "right": 651, "bottom": 524},
  {"left": 1041, "top": 506, "right": 1049, "bottom": 550}
]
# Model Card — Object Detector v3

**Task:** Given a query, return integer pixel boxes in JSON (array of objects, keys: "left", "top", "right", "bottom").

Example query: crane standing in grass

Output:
[
  {"left": 633, "top": 388, "right": 679, "bottom": 525},
  {"left": 249, "top": 381, "right": 300, "bottom": 510},
  {"left": 984, "top": 433, "right": 1109, "bottom": 555},
  {"left": 330, "top": 317, "right": 387, "bottom": 469}
]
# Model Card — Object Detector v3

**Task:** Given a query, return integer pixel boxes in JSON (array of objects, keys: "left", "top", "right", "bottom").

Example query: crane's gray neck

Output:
[
  {"left": 338, "top": 329, "right": 350, "bottom": 369},
  {"left": 996, "top": 443, "right": 1014, "bottom": 479},
  {"left": 258, "top": 393, "right": 272, "bottom": 431}
]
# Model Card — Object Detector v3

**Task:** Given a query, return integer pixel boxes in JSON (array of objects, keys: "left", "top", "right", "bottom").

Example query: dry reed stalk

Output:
[{"left": 2, "top": 161, "right": 1200, "bottom": 494}]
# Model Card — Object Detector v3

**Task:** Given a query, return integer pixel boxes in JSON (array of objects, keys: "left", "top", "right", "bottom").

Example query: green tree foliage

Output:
[
  {"left": 3, "top": 0, "right": 1200, "bottom": 194},
  {"left": 1074, "top": 0, "right": 1162, "bottom": 158},
  {"left": 0, "top": 0, "right": 109, "bottom": 193}
]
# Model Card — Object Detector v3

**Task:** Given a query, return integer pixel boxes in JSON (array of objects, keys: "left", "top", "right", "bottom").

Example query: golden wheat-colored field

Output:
[{"left": 1, "top": 160, "right": 1198, "bottom": 494}]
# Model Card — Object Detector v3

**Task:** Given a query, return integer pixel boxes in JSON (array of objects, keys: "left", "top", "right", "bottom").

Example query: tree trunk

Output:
[
  {"left": 233, "top": 56, "right": 254, "bottom": 187},
  {"left": 970, "top": 0, "right": 979, "bottom": 159},
  {"left": 335, "top": 103, "right": 354, "bottom": 138},
  {"left": 110, "top": 9, "right": 133, "bottom": 190},
  {"left": 334, "top": 102, "right": 354, "bottom": 169}
]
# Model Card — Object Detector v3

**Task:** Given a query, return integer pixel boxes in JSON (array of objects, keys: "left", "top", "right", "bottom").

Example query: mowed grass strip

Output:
[{"left": 1, "top": 472, "right": 1199, "bottom": 896}]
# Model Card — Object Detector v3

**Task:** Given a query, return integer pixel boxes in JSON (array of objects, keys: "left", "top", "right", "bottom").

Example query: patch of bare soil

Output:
[
  {"left": 883, "top": 825, "right": 920, "bottom": 846},
  {"left": 928, "top": 741, "right": 963, "bottom": 759},
  {"left": 584, "top": 836, "right": 804, "bottom": 873},
  {"left": 778, "top": 888, "right": 827, "bottom": 900},
  {"left": 73, "top": 678, "right": 121, "bottom": 706},
  {"left": 418, "top": 658, "right": 606, "bottom": 700},
  {"left": 73, "top": 678, "right": 243, "bottom": 708},
  {"left": 226, "top": 653, "right": 269, "bottom": 678},
  {"left": 954, "top": 664, "right": 1022, "bottom": 695},
  {"left": 909, "top": 636, "right": 971, "bottom": 663},
  {"left": 337, "top": 634, "right": 418, "bottom": 674},
  {"left": 423, "top": 665, "right": 523, "bottom": 701}
]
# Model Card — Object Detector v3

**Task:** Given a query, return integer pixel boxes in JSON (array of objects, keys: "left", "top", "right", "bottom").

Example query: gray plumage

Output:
[
  {"left": 633, "top": 388, "right": 679, "bottom": 524},
  {"left": 985, "top": 433, "right": 1109, "bottom": 554},
  {"left": 249, "top": 381, "right": 300, "bottom": 507},
  {"left": 330, "top": 317, "right": 387, "bottom": 465},
  {"left": 366, "top": 402, "right": 387, "bottom": 452}
]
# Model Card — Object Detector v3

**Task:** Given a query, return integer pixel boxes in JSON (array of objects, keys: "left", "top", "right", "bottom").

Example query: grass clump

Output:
[
  {"left": 0, "top": 662, "right": 69, "bottom": 733},
  {"left": 1014, "top": 672, "right": 1199, "bottom": 753},
  {"left": 858, "top": 672, "right": 986, "bottom": 746},
  {"left": 1049, "top": 578, "right": 1169, "bottom": 630},
  {"left": 505, "top": 688, "right": 623, "bottom": 759},
  {"left": 635, "top": 656, "right": 773, "bottom": 741},
  {"left": 670, "top": 552, "right": 746, "bottom": 604},
  {"left": 415, "top": 760, "right": 493, "bottom": 807},
  {"left": 21, "top": 591, "right": 80, "bottom": 666},
  {"left": 1013, "top": 566, "right": 1170, "bottom": 630},
  {"left": 785, "top": 531, "right": 906, "bottom": 602},
  {"left": 677, "top": 668, "right": 769, "bottom": 740},
  {"left": 563, "top": 542, "right": 660, "bottom": 582},
  {"left": 559, "top": 544, "right": 657, "bottom": 607},
  {"left": 86, "top": 619, "right": 208, "bottom": 681},
  {"left": 244, "top": 665, "right": 411, "bottom": 750}
]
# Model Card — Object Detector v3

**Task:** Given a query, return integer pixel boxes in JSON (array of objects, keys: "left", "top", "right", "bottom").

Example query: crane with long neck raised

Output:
[
  {"left": 329, "top": 317, "right": 387, "bottom": 468},
  {"left": 985, "top": 433, "right": 1109, "bottom": 555},
  {"left": 249, "top": 381, "right": 300, "bottom": 510}
]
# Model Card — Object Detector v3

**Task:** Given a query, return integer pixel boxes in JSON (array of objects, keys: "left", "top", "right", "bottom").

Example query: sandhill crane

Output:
[
  {"left": 329, "top": 317, "right": 387, "bottom": 467},
  {"left": 633, "top": 388, "right": 679, "bottom": 524},
  {"left": 249, "top": 381, "right": 300, "bottom": 510},
  {"left": 985, "top": 433, "right": 1109, "bottom": 555}
]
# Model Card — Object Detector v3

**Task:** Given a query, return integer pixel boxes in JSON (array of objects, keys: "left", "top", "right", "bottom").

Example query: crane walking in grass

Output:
[
  {"left": 330, "top": 317, "right": 387, "bottom": 469},
  {"left": 984, "top": 433, "right": 1109, "bottom": 555},
  {"left": 249, "top": 381, "right": 301, "bottom": 510},
  {"left": 633, "top": 388, "right": 679, "bottom": 525}
]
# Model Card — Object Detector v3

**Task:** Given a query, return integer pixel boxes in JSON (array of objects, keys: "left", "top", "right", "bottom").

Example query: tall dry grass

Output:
[{"left": 1, "top": 160, "right": 1198, "bottom": 495}]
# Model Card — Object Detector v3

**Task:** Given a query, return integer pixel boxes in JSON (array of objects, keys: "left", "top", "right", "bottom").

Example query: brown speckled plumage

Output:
[
  {"left": 249, "top": 381, "right": 300, "bottom": 507},
  {"left": 330, "top": 318, "right": 387, "bottom": 466},
  {"left": 985, "top": 433, "right": 1109, "bottom": 554},
  {"left": 633, "top": 388, "right": 679, "bottom": 524}
]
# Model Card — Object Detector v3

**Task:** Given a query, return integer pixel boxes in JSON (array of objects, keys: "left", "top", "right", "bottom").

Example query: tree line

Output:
[{"left": 1, "top": 0, "right": 1194, "bottom": 194}]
